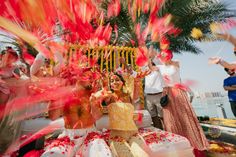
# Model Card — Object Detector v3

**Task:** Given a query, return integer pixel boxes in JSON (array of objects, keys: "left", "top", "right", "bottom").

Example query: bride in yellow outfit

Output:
[{"left": 91, "top": 73, "right": 150, "bottom": 157}]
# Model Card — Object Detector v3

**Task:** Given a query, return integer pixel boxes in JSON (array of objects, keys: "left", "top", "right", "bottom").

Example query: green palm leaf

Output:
[{"left": 106, "top": 0, "right": 236, "bottom": 54}]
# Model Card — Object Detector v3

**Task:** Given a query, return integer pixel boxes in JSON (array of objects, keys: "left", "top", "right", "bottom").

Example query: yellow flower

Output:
[
  {"left": 164, "top": 14, "right": 172, "bottom": 26},
  {"left": 191, "top": 28, "right": 203, "bottom": 39},
  {"left": 210, "top": 22, "right": 221, "bottom": 34}
]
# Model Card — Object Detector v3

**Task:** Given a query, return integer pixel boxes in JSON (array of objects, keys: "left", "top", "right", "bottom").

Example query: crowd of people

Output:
[
  {"left": 0, "top": 43, "right": 211, "bottom": 157},
  {"left": 10, "top": 34, "right": 236, "bottom": 156}
]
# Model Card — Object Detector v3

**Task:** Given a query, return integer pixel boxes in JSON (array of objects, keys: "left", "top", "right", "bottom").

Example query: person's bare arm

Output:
[
  {"left": 216, "top": 33, "right": 236, "bottom": 47},
  {"left": 90, "top": 89, "right": 116, "bottom": 118},
  {"left": 224, "top": 86, "right": 236, "bottom": 91},
  {"left": 219, "top": 59, "right": 236, "bottom": 70},
  {"left": 208, "top": 57, "right": 236, "bottom": 70}
]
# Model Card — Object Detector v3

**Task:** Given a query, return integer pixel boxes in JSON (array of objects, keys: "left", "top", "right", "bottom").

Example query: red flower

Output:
[{"left": 23, "top": 150, "right": 43, "bottom": 157}]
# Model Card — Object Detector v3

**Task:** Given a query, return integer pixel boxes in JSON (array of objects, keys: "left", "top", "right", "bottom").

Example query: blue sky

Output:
[{"left": 175, "top": 0, "right": 236, "bottom": 93}]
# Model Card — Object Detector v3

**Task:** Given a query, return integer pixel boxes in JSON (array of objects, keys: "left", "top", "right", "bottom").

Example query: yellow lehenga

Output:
[{"left": 108, "top": 102, "right": 149, "bottom": 157}]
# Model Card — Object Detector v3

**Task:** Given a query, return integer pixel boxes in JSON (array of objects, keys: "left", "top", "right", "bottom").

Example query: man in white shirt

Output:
[{"left": 144, "top": 58, "right": 165, "bottom": 129}]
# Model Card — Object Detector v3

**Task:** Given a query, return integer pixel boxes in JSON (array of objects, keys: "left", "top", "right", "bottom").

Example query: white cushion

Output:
[
  {"left": 134, "top": 110, "right": 152, "bottom": 128},
  {"left": 21, "top": 118, "right": 64, "bottom": 135}
]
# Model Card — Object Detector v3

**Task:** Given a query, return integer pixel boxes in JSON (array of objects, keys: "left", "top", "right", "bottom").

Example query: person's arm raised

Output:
[
  {"left": 218, "top": 59, "right": 236, "bottom": 70},
  {"left": 216, "top": 33, "right": 236, "bottom": 47},
  {"left": 209, "top": 57, "right": 236, "bottom": 70}
]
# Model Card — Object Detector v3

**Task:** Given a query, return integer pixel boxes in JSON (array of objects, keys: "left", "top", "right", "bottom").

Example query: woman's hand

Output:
[
  {"left": 90, "top": 89, "right": 118, "bottom": 104},
  {"left": 208, "top": 57, "right": 221, "bottom": 64},
  {"left": 103, "top": 92, "right": 118, "bottom": 104},
  {"left": 162, "top": 87, "right": 168, "bottom": 96}
]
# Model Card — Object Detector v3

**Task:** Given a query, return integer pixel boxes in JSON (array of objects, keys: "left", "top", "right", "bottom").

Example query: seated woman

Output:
[
  {"left": 91, "top": 73, "right": 195, "bottom": 157},
  {"left": 91, "top": 73, "right": 149, "bottom": 157},
  {"left": 41, "top": 68, "right": 112, "bottom": 157}
]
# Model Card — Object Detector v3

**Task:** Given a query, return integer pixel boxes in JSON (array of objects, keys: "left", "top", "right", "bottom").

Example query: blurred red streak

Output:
[{"left": 0, "top": 86, "right": 74, "bottom": 119}]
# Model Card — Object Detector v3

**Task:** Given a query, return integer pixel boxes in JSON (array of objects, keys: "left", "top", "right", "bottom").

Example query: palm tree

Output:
[{"left": 105, "top": 0, "right": 236, "bottom": 54}]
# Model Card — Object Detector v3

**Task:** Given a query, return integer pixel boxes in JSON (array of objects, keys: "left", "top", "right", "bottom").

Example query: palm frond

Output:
[
  {"left": 97, "top": 0, "right": 236, "bottom": 54},
  {"left": 161, "top": 0, "right": 235, "bottom": 54},
  {"left": 169, "top": 37, "right": 203, "bottom": 54},
  {"left": 108, "top": 5, "right": 138, "bottom": 46}
]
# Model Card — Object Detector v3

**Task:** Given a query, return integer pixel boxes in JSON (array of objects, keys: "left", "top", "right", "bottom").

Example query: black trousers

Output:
[{"left": 229, "top": 101, "right": 236, "bottom": 117}]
